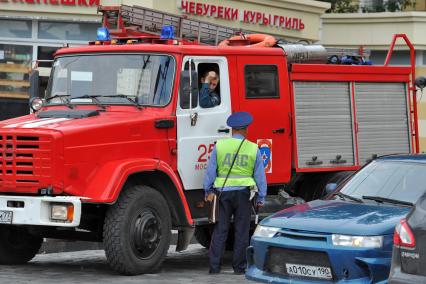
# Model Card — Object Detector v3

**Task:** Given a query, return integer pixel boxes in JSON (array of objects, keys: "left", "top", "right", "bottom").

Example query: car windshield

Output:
[
  {"left": 45, "top": 54, "right": 175, "bottom": 106},
  {"left": 339, "top": 160, "right": 426, "bottom": 205}
]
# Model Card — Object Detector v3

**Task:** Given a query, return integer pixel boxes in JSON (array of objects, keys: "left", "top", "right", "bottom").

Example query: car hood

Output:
[{"left": 262, "top": 199, "right": 410, "bottom": 235}]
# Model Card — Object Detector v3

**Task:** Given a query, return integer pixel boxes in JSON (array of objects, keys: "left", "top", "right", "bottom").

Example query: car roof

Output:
[{"left": 377, "top": 154, "right": 426, "bottom": 164}]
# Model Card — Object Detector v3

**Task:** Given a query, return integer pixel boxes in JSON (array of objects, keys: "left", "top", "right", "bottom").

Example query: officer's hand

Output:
[
  {"left": 256, "top": 202, "right": 264, "bottom": 210},
  {"left": 205, "top": 193, "right": 216, "bottom": 202}
]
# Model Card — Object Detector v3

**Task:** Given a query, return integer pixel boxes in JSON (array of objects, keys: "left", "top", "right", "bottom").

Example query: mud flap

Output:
[{"left": 176, "top": 227, "right": 195, "bottom": 252}]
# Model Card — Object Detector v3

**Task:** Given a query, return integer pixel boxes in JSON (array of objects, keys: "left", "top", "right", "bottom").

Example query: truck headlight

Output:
[
  {"left": 51, "top": 204, "right": 74, "bottom": 222},
  {"left": 332, "top": 234, "right": 383, "bottom": 248},
  {"left": 253, "top": 225, "right": 280, "bottom": 238}
]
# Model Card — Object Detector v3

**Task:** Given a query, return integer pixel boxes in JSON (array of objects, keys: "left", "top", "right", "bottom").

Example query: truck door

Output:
[
  {"left": 176, "top": 56, "right": 232, "bottom": 190},
  {"left": 236, "top": 56, "right": 292, "bottom": 183}
]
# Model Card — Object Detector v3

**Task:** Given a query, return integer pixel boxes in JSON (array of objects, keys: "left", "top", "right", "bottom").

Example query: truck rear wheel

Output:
[
  {"left": 194, "top": 226, "right": 241, "bottom": 251},
  {"left": 194, "top": 227, "right": 212, "bottom": 248},
  {"left": 0, "top": 226, "right": 42, "bottom": 265},
  {"left": 103, "top": 185, "right": 171, "bottom": 275}
]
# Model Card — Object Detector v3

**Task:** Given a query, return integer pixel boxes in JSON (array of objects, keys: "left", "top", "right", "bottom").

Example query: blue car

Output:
[{"left": 246, "top": 155, "right": 426, "bottom": 283}]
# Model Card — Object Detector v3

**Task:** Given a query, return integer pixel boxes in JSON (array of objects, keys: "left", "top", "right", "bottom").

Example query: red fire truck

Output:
[{"left": 0, "top": 5, "right": 422, "bottom": 275}]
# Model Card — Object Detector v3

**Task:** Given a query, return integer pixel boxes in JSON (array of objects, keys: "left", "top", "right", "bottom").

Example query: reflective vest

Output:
[{"left": 214, "top": 137, "right": 258, "bottom": 188}]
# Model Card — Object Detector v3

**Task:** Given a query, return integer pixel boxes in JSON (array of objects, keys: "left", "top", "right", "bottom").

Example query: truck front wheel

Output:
[
  {"left": 0, "top": 226, "right": 42, "bottom": 264},
  {"left": 103, "top": 185, "right": 171, "bottom": 275}
]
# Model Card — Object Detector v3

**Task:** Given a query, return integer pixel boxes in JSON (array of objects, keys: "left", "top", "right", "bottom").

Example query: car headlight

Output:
[
  {"left": 332, "top": 234, "right": 383, "bottom": 248},
  {"left": 253, "top": 225, "right": 280, "bottom": 238}
]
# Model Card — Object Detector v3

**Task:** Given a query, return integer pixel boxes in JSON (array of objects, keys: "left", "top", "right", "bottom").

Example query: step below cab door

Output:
[
  {"left": 176, "top": 56, "right": 232, "bottom": 190},
  {"left": 236, "top": 55, "right": 292, "bottom": 184}
]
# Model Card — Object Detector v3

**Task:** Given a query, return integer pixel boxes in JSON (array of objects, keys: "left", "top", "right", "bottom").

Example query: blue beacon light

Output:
[
  {"left": 97, "top": 27, "right": 111, "bottom": 41},
  {"left": 160, "top": 25, "right": 174, "bottom": 39}
]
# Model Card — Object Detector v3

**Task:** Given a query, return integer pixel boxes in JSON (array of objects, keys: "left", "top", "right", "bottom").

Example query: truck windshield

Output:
[
  {"left": 46, "top": 54, "right": 175, "bottom": 107},
  {"left": 339, "top": 160, "right": 426, "bottom": 205}
]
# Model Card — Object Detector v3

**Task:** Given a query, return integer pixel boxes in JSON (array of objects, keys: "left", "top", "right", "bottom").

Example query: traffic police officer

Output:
[{"left": 204, "top": 111, "right": 267, "bottom": 274}]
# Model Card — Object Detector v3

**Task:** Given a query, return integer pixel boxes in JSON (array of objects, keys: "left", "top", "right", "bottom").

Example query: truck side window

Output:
[{"left": 244, "top": 65, "right": 279, "bottom": 99}]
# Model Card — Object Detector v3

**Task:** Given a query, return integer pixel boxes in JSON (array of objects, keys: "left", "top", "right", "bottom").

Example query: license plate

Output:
[
  {"left": 286, "top": 263, "right": 332, "bottom": 279},
  {"left": 0, "top": 210, "right": 13, "bottom": 224}
]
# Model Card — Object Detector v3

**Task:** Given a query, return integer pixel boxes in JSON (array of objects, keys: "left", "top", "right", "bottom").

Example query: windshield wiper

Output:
[
  {"left": 102, "top": 94, "right": 142, "bottom": 110},
  {"left": 71, "top": 94, "right": 106, "bottom": 110},
  {"left": 362, "top": 196, "right": 413, "bottom": 206},
  {"left": 334, "top": 192, "right": 364, "bottom": 203},
  {"left": 45, "top": 94, "right": 74, "bottom": 109}
]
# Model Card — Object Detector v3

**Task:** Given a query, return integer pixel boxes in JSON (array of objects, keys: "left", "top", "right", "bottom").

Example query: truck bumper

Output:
[{"left": 0, "top": 195, "right": 82, "bottom": 227}]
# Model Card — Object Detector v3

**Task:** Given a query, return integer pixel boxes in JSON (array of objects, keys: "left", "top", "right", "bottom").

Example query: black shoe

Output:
[
  {"left": 209, "top": 269, "right": 221, "bottom": 274},
  {"left": 234, "top": 269, "right": 246, "bottom": 275}
]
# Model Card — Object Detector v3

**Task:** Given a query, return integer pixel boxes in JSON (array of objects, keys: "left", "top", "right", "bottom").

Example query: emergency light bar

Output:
[{"left": 97, "top": 27, "right": 111, "bottom": 41}]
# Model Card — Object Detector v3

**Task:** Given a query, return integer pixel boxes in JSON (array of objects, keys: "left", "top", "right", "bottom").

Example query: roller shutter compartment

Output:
[
  {"left": 355, "top": 82, "right": 410, "bottom": 165},
  {"left": 293, "top": 82, "right": 355, "bottom": 168}
]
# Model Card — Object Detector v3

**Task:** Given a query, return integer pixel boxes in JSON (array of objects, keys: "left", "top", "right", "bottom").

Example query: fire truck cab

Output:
[{"left": 0, "top": 5, "right": 421, "bottom": 275}]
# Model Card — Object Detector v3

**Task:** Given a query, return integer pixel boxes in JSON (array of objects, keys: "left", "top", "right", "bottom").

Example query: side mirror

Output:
[
  {"left": 29, "top": 69, "right": 40, "bottom": 99},
  {"left": 325, "top": 183, "right": 337, "bottom": 194},
  {"left": 179, "top": 70, "right": 198, "bottom": 109},
  {"left": 415, "top": 76, "right": 426, "bottom": 91}
]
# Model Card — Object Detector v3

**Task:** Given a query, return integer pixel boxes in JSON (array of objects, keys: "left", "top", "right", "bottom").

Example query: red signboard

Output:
[
  {"left": 179, "top": 0, "right": 305, "bottom": 30},
  {"left": 0, "top": 0, "right": 100, "bottom": 6}
]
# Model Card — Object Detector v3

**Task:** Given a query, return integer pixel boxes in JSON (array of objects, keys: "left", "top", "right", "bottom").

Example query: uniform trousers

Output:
[{"left": 209, "top": 188, "right": 251, "bottom": 272}]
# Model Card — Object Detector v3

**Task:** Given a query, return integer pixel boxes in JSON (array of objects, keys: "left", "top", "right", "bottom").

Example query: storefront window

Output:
[
  {"left": 0, "top": 19, "right": 32, "bottom": 38},
  {"left": 38, "top": 21, "right": 99, "bottom": 41},
  {"left": 0, "top": 44, "right": 32, "bottom": 99}
]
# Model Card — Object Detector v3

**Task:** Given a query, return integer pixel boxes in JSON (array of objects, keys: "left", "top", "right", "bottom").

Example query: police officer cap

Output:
[{"left": 226, "top": 111, "right": 253, "bottom": 129}]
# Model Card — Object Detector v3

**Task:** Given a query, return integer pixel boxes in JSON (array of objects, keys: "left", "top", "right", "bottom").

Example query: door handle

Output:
[
  {"left": 272, "top": 128, "right": 285, "bottom": 134},
  {"left": 218, "top": 128, "right": 230, "bottom": 133},
  {"left": 190, "top": 112, "right": 198, "bottom": 126}
]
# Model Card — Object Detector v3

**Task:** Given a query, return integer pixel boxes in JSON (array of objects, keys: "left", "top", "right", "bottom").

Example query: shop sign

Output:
[
  {"left": 179, "top": 0, "right": 305, "bottom": 30},
  {"left": 0, "top": 0, "right": 100, "bottom": 6}
]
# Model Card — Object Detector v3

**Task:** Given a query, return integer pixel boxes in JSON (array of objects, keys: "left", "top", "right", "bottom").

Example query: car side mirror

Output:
[
  {"left": 325, "top": 183, "right": 337, "bottom": 194},
  {"left": 179, "top": 70, "right": 198, "bottom": 109}
]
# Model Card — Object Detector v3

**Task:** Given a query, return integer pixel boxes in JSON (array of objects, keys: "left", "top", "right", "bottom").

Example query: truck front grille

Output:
[{"left": 0, "top": 134, "right": 53, "bottom": 188}]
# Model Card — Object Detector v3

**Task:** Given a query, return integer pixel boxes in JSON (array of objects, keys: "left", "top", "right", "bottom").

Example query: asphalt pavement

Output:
[{"left": 0, "top": 244, "right": 252, "bottom": 284}]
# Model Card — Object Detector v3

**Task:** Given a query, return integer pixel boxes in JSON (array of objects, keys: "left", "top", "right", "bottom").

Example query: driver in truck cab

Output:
[{"left": 199, "top": 70, "right": 220, "bottom": 108}]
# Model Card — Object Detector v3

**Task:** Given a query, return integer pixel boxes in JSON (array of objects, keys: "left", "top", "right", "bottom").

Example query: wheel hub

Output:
[{"left": 132, "top": 210, "right": 162, "bottom": 259}]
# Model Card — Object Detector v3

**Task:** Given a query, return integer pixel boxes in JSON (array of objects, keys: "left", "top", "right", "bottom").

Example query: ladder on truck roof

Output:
[
  {"left": 98, "top": 5, "right": 250, "bottom": 45},
  {"left": 98, "top": 4, "right": 371, "bottom": 63}
]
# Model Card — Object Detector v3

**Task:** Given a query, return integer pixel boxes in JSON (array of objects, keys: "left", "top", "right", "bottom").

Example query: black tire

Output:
[
  {"left": 194, "top": 225, "right": 235, "bottom": 251},
  {"left": 301, "top": 171, "right": 354, "bottom": 201},
  {"left": 0, "top": 226, "right": 42, "bottom": 265},
  {"left": 194, "top": 227, "right": 212, "bottom": 249},
  {"left": 103, "top": 185, "right": 171, "bottom": 275},
  {"left": 194, "top": 225, "right": 246, "bottom": 251}
]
